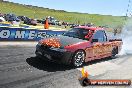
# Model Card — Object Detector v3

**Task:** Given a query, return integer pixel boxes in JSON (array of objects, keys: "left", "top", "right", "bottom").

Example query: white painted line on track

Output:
[{"left": 0, "top": 42, "right": 38, "bottom": 47}]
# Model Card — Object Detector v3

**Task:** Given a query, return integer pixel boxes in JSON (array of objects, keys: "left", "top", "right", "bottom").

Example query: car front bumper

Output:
[{"left": 35, "top": 44, "right": 73, "bottom": 65}]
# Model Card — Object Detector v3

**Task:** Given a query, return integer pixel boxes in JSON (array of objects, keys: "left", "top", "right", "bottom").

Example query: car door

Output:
[
  {"left": 92, "top": 30, "right": 105, "bottom": 60},
  {"left": 101, "top": 30, "right": 112, "bottom": 57}
]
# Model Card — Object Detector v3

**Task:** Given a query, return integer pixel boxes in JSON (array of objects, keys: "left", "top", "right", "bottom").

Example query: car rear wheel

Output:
[
  {"left": 72, "top": 50, "right": 85, "bottom": 67},
  {"left": 111, "top": 48, "right": 117, "bottom": 59}
]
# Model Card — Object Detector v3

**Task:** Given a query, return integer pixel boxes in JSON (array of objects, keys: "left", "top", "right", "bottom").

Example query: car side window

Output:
[
  {"left": 93, "top": 30, "right": 107, "bottom": 42},
  {"left": 78, "top": 29, "right": 89, "bottom": 40}
]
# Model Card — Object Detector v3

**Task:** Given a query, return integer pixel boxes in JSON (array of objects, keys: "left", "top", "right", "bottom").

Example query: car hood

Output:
[{"left": 40, "top": 35, "right": 87, "bottom": 48}]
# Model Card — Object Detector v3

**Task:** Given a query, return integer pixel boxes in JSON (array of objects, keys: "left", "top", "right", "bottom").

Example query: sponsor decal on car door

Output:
[{"left": 102, "top": 43, "right": 112, "bottom": 57}]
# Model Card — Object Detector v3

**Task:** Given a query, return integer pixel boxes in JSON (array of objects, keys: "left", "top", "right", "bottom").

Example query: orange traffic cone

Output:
[{"left": 44, "top": 18, "right": 49, "bottom": 29}]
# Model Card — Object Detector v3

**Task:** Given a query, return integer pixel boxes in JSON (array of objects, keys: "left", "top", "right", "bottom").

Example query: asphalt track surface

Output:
[{"left": 0, "top": 45, "right": 132, "bottom": 88}]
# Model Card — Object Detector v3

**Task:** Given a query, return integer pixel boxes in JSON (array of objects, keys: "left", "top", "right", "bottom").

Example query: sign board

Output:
[{"left": 0, "top": 27, "right": 66, "bottom": 41}]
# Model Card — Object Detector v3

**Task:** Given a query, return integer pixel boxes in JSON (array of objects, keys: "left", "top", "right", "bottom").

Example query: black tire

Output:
[
  {"left": 72, "top": 50, "right": 85, "bottom": 67},
  {"left": 111, "top": 48, "right": 117, "bottom": 59}
]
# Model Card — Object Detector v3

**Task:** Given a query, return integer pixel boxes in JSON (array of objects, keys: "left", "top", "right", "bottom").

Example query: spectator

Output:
[{"left": 114, "top": 29, "right": 118, "bottom": 36}]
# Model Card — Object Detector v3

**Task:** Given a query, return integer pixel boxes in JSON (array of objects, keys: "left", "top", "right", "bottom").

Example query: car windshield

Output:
[{"left": 63, "top": 28, "right": 89, "bottom": 40}]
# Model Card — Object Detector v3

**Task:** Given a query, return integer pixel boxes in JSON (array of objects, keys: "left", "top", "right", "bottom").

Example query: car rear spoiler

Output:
[{"left": 109, "top": 39, "right": 122, "bottom": 42}]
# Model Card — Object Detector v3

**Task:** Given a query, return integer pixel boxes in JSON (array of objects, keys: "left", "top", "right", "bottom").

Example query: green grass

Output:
[{"left": 0, "top": 0, "right": 126, "bottom": 28}]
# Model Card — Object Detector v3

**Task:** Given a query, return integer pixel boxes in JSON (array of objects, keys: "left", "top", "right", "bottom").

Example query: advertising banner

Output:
[{"left": 0, "top": 27, "right": 66, "bottom": 41}]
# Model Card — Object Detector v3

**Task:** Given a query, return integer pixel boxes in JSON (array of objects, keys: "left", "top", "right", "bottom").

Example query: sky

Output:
[{"left": 4, "top": 0, "right": 132, "bottom": 16}]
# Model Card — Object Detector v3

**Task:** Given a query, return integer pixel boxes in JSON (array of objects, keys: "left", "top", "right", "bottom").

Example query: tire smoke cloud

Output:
[{"left": 119, "top": 19, "right": 132, "bottom": 55}]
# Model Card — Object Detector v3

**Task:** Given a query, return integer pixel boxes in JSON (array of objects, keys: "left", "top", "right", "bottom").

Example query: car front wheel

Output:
[{"left": 72, "top": 50, "right": 85, "bottom": 67}]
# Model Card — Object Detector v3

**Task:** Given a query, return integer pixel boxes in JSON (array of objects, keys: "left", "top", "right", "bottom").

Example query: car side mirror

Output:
[{"left": 92, "top": 39, "right": 98, "bottom": 43}]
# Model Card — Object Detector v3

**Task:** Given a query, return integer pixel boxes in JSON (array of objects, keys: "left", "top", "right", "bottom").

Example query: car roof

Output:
[{"left": 75, "top": 26, "right": 104, "bottom": 31}]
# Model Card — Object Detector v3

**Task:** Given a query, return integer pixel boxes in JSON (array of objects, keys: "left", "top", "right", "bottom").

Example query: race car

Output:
[{"left": 35, "top": 26, "right": 122, "bottom": 67}]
